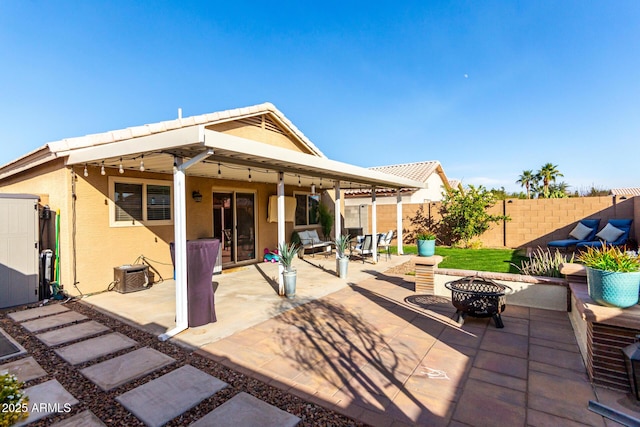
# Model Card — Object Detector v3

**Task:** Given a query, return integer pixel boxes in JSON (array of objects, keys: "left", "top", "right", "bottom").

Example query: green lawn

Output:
[{"left": 392, "top": 246, "right": 529, "bottom": 274}]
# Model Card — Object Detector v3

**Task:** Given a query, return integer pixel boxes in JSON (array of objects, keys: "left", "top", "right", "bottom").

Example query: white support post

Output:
[
  {"left": 371, "top": 189, "right": 377, "bottom": 263},
  {"left": 277, "top": 172, "right": 285, "bottom": 296},
  {"left": 396, "top": 189, "right": 404, "bottom": 255},
  {"left": 334, "top": 180, "right": 341, "bottom": 258},
  {"left": 159, "top": 149, "right": 213, "bottom": 341},
  {"left": 160, "top": 157, "right": 188, "bottom": 341}
]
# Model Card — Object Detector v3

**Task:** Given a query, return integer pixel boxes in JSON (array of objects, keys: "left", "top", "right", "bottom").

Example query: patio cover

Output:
[{"left": 15, "top": 106, "right": 424, "bottom": 341}]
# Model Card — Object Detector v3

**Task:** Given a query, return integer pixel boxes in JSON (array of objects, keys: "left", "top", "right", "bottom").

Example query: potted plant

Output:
[
  {"left": 578, "top": 245, "right": 640, "bottom": 308},
  {"left": 416, "top": 232, "right": 436, "bottom": 257},
  {"left": 334, "top": 234, "right": 351, "bottom": 278},
  {"left": 275, "top": 242, "right": 300, "bottom": 298}
]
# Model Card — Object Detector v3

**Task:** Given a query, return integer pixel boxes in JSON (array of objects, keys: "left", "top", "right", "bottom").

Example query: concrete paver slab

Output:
[
  {"left": 0, "top": 356, "right": 47, "bottom": 382},
  {"left": 21, "top": 311, "right": 87, "bottom": 332},
  {"left": 14, "top": 379, "right": 79, "bottom": 427},
  {"left": 80, "top": 347, "right": 175, "bottom": 391},
  {"left": 9, "top": 304, "right": 69, "bottom": 322},
  {"left": 55, "top": 333, "right": 137, "bottom": 365},
  {"left": 189, "top": 392, "right": 300, "bottom": 427},
  {"left": 0, "top": 327, "right": 26, "bottom": 361},
  {"left": 116, "top": 365, "right": 227, "bottom": 427},
  {"left": 50, "top": 410, "right": 107, "bottom": 427},
  {"left": 36, "top": 321, "right": 109, "bottom": 347}
]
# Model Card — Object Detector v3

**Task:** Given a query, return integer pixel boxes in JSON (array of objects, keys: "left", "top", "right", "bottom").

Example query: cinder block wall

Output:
[{"left": 366, "top": 196, "right": 637, "bottom": 249}]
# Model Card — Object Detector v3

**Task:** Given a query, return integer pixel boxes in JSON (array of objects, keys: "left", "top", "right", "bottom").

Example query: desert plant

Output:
[
  {"left": 0, "top": 373, "right": 28, "bottom": 427},
  {"left": 514, "top": 247, "right": 574, "bottom": 278},
  {"left": 334, "top": 234, "right": 351, "bottom": 258},
  {"left": 275, "top": 242, "right": 299, "bottom": 272},
  {"left": 578, "top": 245, "right": 640, "bottom": 272}
]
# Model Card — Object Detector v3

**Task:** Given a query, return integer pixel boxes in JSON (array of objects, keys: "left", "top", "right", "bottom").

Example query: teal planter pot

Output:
[
  {"left": 587, "top": 267, "right": 640, "bottom": 308},
  {"left": 417, "top": 239, "right": 435, "bottom": 257}
]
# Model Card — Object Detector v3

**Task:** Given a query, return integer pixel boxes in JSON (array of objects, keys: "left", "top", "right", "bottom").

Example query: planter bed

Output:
[{"left": 562, "top": 263, "right": 640, "bottom": 393}]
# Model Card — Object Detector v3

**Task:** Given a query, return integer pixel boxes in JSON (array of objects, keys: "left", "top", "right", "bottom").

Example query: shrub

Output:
[
  {"left": 0, "top": 373, "right": 28, "bottom": 427},
  {"left": 515, "top": 247, "right": 574, "bottom": 278},
  {"left": 438, "top": 185, "right": 509, "bottom": 248}
]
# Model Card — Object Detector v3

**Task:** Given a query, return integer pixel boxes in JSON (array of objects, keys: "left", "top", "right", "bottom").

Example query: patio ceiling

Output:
[{"left": 64, "top": 127, "right": 425, "bottom": 190}]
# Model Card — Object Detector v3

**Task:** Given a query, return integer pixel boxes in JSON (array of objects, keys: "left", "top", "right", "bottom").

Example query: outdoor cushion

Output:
[
  {"left": 547, "top": 218, "right": 601, "bottom": 249},
  {"left": 307, "top": 230, "right": 322, "bottom": 244},
  {"left": 569, "top": 222, "right": 593, "bottom": 241},
  {"left": 298, "top": 231, "right": 312, "bottom": 245},
  {"left": 595, "top": 223, "right": 625, "bottom": 242}
]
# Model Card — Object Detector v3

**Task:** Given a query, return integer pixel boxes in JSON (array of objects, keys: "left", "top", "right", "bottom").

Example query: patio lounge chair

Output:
[
  {"left": 576, "top": 219, "right": 633, "bottom": 250},
  {"left": 352, "top": 234, "right": 374, "bottom": 263},
  {"left": 547, "top": 219, "right": 601, "bottom": 250}
]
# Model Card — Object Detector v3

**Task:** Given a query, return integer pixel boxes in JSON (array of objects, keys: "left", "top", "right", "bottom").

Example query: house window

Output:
[
  {"left": 294, "top": 193, "right": 320, "bottom": 227},
  {"left": 109, "top": 177, "right": 172, "bottom": 227}
]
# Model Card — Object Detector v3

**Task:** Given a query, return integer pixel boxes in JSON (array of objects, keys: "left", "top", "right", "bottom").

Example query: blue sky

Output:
[{"left": 1, "top": 1, "right": 638, "bottom": 193}]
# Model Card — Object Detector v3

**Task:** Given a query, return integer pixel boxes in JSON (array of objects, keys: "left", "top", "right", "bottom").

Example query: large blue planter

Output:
[
  {"left": 417, "top": 239, "right": 436, "bottom": 257},
  {"left": 587, "top": 267, "right": 640, "bottom": 308}
]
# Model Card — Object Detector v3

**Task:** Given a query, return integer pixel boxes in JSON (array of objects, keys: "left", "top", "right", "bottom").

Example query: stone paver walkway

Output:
[{"left": 1, "top": 304, "right": 301, "bottom": 426}]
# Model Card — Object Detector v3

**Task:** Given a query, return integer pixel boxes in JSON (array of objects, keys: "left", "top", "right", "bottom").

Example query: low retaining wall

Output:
[{"left": 433, "top": 268, "right": 568, "bottom": 312}]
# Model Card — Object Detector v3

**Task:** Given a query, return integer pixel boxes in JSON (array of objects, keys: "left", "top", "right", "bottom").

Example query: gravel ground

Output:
[
  {"left": 0, "top": 300, "right": 367, "bottom": 426},
  {"left": 383, "top": 260, "right": 415, "bottom": 276}
]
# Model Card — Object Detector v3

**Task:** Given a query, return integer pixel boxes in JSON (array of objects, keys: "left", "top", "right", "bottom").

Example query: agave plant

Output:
[
  {"left": 275, "top": 242, "right": 300, "bottom": 272},
  {"left": 334, "top": 234, "right": 351, "bottom": 259}
]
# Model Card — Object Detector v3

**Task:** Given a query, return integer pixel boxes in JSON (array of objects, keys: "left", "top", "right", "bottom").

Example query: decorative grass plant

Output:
[{"left": 578, "top": 245, "right": 640, "bottom": 272}]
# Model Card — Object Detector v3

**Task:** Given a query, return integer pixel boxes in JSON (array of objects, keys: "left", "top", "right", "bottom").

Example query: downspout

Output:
[{"left": 159, "top": 148, "right": 213, "bottom": 341}]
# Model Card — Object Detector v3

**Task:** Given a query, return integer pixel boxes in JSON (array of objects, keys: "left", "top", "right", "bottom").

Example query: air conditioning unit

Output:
[{"left": 113, "top": 265, "right": 154, "bottom": 294}]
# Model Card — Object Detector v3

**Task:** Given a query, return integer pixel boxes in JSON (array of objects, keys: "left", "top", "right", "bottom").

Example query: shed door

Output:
[{"left": 0, "top": 198, "right": 39, "bottom": 308}]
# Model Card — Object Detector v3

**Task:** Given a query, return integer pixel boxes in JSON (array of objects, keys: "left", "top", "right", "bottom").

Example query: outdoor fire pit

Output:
[{"left": 445, "top": 276, "right": 512, "bottom": 328}]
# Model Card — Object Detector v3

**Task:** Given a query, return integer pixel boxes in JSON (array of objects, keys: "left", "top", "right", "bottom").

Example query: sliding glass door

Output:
[{"left": 212, "top": 191, "right": 256, "bottom": 265}]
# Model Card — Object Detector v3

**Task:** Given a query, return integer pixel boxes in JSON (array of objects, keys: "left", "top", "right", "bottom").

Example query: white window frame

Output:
[
  {"left": 293, "top": 191, "right": 320, "bottom": 229},
  {"left": 108, "top": 176, "right": 173, "bottom": 227}
]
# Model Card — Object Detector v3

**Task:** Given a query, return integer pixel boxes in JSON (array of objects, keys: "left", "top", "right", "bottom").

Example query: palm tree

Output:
[
  {"left": 516, "top": 170, "right": 536, "bottom": 199},
  {"left": 537, "top": 163, "right": 563, "bottom": 197}
]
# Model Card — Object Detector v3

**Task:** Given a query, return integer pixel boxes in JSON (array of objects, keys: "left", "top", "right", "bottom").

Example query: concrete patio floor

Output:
[
  {"left": 82, "top": 255, "right": 640, "bottom": 426},
  {"left": 83, "top": 254, "right": 410, "bottom": 349}
]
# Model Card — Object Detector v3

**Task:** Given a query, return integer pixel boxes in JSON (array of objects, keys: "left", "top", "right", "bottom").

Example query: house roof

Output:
[
  {"left": 0, "top": 103, "right": 425, "bottom": 190},
  {"left": 44, "top": 102, "right": 326, "bottom": 159},
  {"left": 344, "top": 160, "right": 453, "bottom": 197},
  {"left": 610, "top": 187, "right": 640, "bottom": 196}
]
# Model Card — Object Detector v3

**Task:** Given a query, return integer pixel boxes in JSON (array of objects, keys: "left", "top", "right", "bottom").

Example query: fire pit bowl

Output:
[{"left": 444, "top": 276, "right": 512, "bottom": 328}]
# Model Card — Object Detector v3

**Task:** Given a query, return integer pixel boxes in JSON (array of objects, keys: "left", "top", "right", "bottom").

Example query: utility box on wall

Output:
[{"left": 0, "top": 194, "right": 40, "bottom": 308}]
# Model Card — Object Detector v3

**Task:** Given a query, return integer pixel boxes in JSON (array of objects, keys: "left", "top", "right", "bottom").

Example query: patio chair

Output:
[
  {"left": 351, "top": 234, "right": 374, "bottom": 263},
  {"left": 547, "top": 219, "right": 601, "bottom": 250},
  {"left": 377, "top": 230, "right": 394, "bottom": 261},
  {"left": 576, "top": 219, "right": 633, "bottom": 250}
]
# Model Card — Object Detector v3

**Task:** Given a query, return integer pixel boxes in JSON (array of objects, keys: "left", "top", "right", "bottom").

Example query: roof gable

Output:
[{"left": 46, "top": 102, "right": 325, "bottom": 158}]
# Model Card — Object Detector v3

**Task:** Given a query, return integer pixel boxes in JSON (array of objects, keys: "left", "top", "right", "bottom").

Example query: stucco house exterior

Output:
[{"left": 0, "top": 103, "right": 423, "bottom": 312}]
